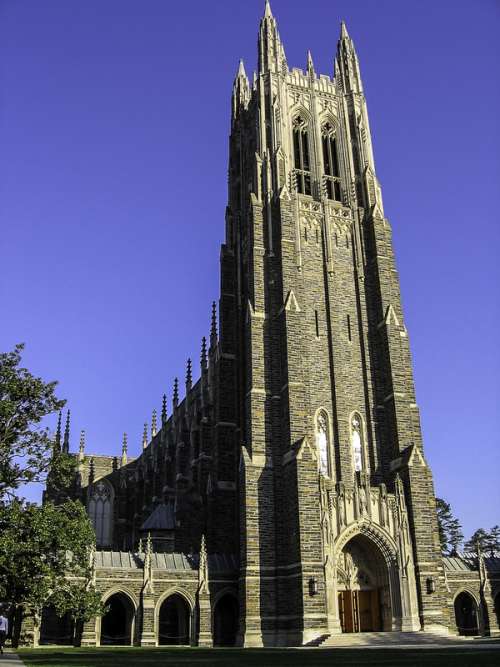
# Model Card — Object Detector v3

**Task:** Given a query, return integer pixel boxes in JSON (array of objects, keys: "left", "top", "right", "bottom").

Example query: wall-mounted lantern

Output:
[
  {"left": 309, "top": 577, "right": 318, "bottom": 596},
  {"left": 426, "top": 577, "right": 436, "bottom": 594}
]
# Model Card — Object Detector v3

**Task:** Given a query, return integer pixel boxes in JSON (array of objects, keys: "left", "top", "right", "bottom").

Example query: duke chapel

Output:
[{"left": 28, "top": 2, "right": 499, "bottom": 648}]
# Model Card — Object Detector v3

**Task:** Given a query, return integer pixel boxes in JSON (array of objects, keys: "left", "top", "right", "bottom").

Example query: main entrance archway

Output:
[
  {"left": 213, "top": 594, "right": 238, "bottom": 646},
  {"left": 337, "top": 534, "right": 390, "bottom": 633},
  {"left": 158, "top": 594, "right": 191, "bottom": 645},
  {"left": 100, "top": 592, "right": 135, "bottom": 645},
  {"left": 454, "top": 591, "right": 479, "bottom": 636}
]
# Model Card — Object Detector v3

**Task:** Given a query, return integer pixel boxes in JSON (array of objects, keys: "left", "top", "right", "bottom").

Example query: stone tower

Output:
[{"left": 224, "top": 2, "right": 448, "bottom": 646}]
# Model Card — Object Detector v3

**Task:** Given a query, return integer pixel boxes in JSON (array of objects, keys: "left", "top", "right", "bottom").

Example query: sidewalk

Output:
[{"left": 0, "top": 653, "right": 24, "bottom": 665}]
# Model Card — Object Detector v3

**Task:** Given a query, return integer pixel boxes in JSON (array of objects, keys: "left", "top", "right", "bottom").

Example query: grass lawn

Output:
[{"left": 16, "top": 646, "right": 500, "bottom": 667}]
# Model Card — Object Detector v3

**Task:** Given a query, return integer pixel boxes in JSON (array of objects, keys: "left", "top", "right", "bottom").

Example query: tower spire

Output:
[
  {"left": 259, "top": 0, "right": 287, "bottom": 75},
  {"left": 336, "top": 20, "right": 363, "bottom": 93},
  {"left": 151, "top": 409, "right": 157, "bottom": 437},
  {"left": 161, "top": 394, "right": 167, "bottom": 424},
  {"left": 121, "top": 433, "right": 128, "bottom": 466},
  {"left": 173, "top": 377, "right": 179, "bottom": 408},
  {"left": 186, "top": 358, "right": 192, "bottom": 392},
  {"left": 78, "top": 429, "right": 85, "bottom": 461},
  {"left": 62, "top": 410, "right": 70, "bottom": 454},
  {"left": 54, "top": 411, "right": 62, "bottom": 453},
  {"left": 232, "top": 59, "right": 250, "bottom": 122},
  {"left": 210, "top": 301, "right": 217, "bottom": 347},
  {"left": 307, "top": 50, "right": 316, "bottom": 77},
  {"left": 201, "top": 336, "right": 207, "bottom": 371}
]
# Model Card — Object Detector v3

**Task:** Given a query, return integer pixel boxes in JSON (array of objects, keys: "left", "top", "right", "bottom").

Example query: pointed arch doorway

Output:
[{"left": 337, "top": 534, "right": 391, "bottom": 633}]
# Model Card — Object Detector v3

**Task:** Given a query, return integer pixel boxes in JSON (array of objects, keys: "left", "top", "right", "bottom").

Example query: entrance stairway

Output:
[{"left": 314, "top": 631, "right": 465, "bottom": 647}]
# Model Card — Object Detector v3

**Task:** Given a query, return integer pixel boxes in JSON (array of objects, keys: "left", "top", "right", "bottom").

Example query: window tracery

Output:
[
  {"left": 88, "top": 479, "right": 113, "bottom": 547},
  {"left": 351, "top": 413, "right": 364, "bottom": 473},
  {"left": 316, "top": 410, "right": 330, "bottom": 476},
  {"left": 321, "top": 122, "right": 342, "bottom": 202},
  {"left": 292, "top": 115, "right": 311, "bottom": 195}
]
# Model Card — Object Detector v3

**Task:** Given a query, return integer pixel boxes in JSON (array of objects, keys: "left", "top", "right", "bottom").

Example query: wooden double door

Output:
[{"left": 338, "top": 589, "right": 381, "bottom": 633}]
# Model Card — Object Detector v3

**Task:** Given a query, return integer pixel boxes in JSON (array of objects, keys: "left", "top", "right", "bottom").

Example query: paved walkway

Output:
[{"left": 0, "top": 653, "right": 23, "bottom": 665}]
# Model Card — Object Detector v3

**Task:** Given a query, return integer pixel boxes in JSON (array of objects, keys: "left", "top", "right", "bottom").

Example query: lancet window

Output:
[
  {"left": 321, "top": 122, "right": 342, "bottom": 201},
  {"left": 87, "top": 479, "right": 113, "bottom": 547},
  {"left": 351, "top": 413, "right": 365, "bottom": 473},
  {"left": 316, "top": 410, "right": 331, "bottom": 476},
  {"left": 293, "top": 115, "right": 311, "bottom": 195}
]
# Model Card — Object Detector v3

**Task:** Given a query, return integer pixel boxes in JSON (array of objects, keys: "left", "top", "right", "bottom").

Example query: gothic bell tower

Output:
[{"left": 219, "top": 2, "right": 448, "bottom": 645}]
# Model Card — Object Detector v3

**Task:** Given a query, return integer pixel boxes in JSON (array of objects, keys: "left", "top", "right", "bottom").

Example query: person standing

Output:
[{"left": 0, "top": 611, "right": 8, "bottom": 654}]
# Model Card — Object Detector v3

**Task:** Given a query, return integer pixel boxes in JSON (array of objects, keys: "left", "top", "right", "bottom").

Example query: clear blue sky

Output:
[{"left": 1, "top": 0, "right": 499, "bottom": 539}]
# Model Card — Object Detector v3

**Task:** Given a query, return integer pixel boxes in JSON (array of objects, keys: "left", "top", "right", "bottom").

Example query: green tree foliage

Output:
[
  {"left": 0, "top": 500, "right": 104, "bottom": 635},
  {"left": 0, "top": 344, "right": 65, "bottom": 499},
  {"left": 0, "top": 346, "right": 104, "bottom": 642},
  {"left": 436, "top": 497, "right": 463, "bottom": 555},
  {"left": 465, "top": 526, "right": 500, "bottom": 555}
]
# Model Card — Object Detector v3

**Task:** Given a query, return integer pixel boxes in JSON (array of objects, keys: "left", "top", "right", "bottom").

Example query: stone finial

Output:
[
  {"left": 210, "top": 301, "right": 217, "bottom": 346},
  {"left": 151, "top": 409, "right": 157, "bottom": 437},
  {"left": 340, "top": 20, "right": 349, "bottom": 40},
  {"left": 143, "top": 532, "right": 154, "bottom": 594},
  {"left": 161, "top": 394, "right": 167, "bottom": 424},
  {"left": 173, "top": 377, "right": 179, "bottom": 408},
  {"left": 264, "top": 0, "right": 273, "bottom": 18},
  {"left": 201, "top": 337, "right": 207, "bottom": 371},
  {"left": 121, "top": 433, "right": 128, "bottom": 466},
  {"left": 198, "top": 534, "right": 209, "bottom": 594},
  {"left": 54, "top": 411, "right": 62, "bottom": 452},
  {"left": 307, "top": 50, "right": 315, "bottom": 77},
  {"left": 78, "top": 430, "right": 85, "bottom": 461},
  {"left": 142, "top": 423, "right": 148, "bottom": 450},
  {"left": 62, "top": 410, "right": 71, "bottom": 454},
  {"left": 186, "top": 358, "right": 192, "bottom": 392}
]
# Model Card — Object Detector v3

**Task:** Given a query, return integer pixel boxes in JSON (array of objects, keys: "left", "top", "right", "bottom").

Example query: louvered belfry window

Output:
[
  {"left": 293, "top": 115, "right": 311, "bottom": 195},
  {"left": 322, "top": 122, "right": 342, "bottom": 202}
]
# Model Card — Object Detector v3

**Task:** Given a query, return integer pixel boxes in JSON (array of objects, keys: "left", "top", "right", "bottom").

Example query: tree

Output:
[
  {"left": 0, "top": 344, "right": 65, "bottom": 500},
  {"left": 436, "top": 497, "right": 464, "bottom": 555},
  {"left": 464, "top": 528, "right": 490, "bottom": 553},
  {"left": 487, "top": 525, "right": 500, "bottom": 554},
  {"left": 465, "top": 526, "right": 500, "bottom": 555},
  {"left": 0, "top": 499, "right": 104, "bottom": 644}
]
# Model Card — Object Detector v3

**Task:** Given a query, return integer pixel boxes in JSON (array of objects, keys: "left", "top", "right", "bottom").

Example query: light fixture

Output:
[
  {"left": 309, "top": 577, "right": 318, "bottom": 596},
  {"left": 426, "top": 577, "right": 435, "bottom": 594}
]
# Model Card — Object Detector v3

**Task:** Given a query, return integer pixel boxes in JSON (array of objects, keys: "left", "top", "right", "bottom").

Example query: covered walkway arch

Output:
[
  {"left": 157, "top": 593, "right": 191, "bottom": 645},
  {"left": 454, "top": 591, "right": 479, "bottom": 636},
  {"left": 99, "top": 590, "right": 136, "bottom": 646}
]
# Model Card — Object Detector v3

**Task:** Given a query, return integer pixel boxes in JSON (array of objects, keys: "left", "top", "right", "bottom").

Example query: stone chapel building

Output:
[{"left": 30, "top": 2, "right": 499, "bottom": 648}]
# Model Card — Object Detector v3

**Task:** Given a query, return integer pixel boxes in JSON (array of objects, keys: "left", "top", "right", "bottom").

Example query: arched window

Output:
[
  {"left": 88, "top": 479, "right": 113, "bottom": 547},
  {"left": 293, "top": 115, "right": 311, "bottom": 195},
  {"left": 351, "top": 413, "right": 364, "bottom": 473},
  {"left": 316, "top": 410, "right": 331, "bottom": 476},
  {"left": 322, "top": 122, "right": 342, "bottom": 202}
]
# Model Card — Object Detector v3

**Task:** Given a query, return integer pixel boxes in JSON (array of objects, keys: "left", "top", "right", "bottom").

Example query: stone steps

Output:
[{"left": 317, "top": 631, "right": 465, "bottom": 647}]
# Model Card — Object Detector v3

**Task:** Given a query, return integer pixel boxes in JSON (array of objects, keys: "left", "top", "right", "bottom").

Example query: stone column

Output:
[
  {"left": 197, "top": 593, "right": 213, "bottom": 647},
  {"left": 80, "top": 618, "right": 97, "bottom": 647},
  {"left": 140, "top": 597, "right": 156, "bottom": 647}
]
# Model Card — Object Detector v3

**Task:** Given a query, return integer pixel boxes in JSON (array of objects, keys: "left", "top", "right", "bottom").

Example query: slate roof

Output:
[
  {"left": 94, "top": 550, "right": 238, "bottom": 572},
  {"left": 443, "top": 552, "right": 500, "bottom": 573},
  {"left": 141, "top": 502, "right": 175, "bottom": 531}
]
